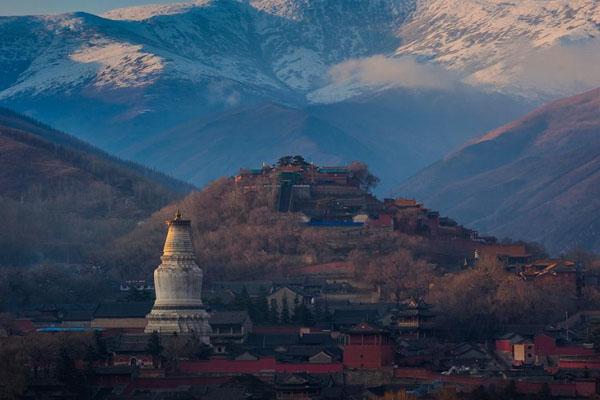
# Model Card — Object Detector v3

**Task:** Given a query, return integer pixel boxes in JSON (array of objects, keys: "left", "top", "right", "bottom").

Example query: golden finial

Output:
[{"left": 175, "top": 209, "right": 182, "bottom": 220}]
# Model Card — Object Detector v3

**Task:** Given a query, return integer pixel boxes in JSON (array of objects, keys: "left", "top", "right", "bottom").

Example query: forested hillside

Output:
[
  {"left": 104, "top": 174, "right": 427, "bottom": 283},
  {"left": 0, "top": 108, "right": 192, "bottom": 266}
]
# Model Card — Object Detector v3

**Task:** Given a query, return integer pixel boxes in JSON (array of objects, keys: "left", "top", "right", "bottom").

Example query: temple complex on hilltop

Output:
[{"left": 145, "top": 211, "right": 211, "bottom": 342}]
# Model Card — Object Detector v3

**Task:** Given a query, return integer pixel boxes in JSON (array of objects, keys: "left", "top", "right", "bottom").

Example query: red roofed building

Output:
[
  {"left": 121, "top": 376, "right": 231, "bottom": 396},
  {"left": 343, "top": 323, "right": 394, "bottom": 370},
  {"left": 366, "top": 213, "right": 394, "bottom": 231},
  {"left": 180, "top": 357, "right": 277, "bottom": 375},
  {"left": 14, "top": 319, "right": 36, "bottom": 334},
  {"left": 497, "top": 333, "right": 595, "bottom": 365},
  {"left": 558, "top": 356, "right": 600, "bottom": 369},
  {"left": 386, "top": 198, "right": 420, "bottom": 209},
  {"left": 518, "top": 259, "right": 580, "bottom": 294},
  {"left": 476, "top": 244, "right": 531, "bottom": 268},
  {"left": 178, "top": 357, "right": 342, "bottom": 375},
  {"left": 495, "top": 332, "right": 525, "bottom": 353}
]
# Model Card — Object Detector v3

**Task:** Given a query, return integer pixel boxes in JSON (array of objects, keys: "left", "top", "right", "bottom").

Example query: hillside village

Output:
[
  {"left": 2, "top": 157, "right": 599, "bottom": 399},
  {"left": 235, "top": 156, "right": 574, "bottom": 273}
]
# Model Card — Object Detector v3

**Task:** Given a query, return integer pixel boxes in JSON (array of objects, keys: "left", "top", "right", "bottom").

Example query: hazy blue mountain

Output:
[
  {"left": 398, "top": 88, "right": 600, "bottom": 254},
  {"left": 0, "top": 107, "right": 190, "bottom": 265}
]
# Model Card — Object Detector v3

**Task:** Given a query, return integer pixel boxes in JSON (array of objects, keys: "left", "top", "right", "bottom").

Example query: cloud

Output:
[
  {"left": 327, "top": 55, "right": 460, "bottom": 90},
  {"left": 225, "top": 91, "right": 241, "bottom": 107},
  {"left": 311, "top": 41, "right": 600, "bottom": 104},
  {"left": 206, "top": 81, "right": 241, "bottom": 107},
  {"left": 513, "top": 41, "right": 600, "bottom": 97}
]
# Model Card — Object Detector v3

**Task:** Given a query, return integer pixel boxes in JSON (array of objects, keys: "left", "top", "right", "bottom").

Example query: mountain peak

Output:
[
  {"left": 474, "top": 87, "right": 600, "bottom": 146},
  {"left": 102, "top": 1, "right": 211, "bottom": 21}
]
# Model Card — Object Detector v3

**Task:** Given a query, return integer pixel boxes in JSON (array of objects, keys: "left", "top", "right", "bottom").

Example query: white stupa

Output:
[{"left": 145, "top": 211, "right": 211, "bottom": 342}]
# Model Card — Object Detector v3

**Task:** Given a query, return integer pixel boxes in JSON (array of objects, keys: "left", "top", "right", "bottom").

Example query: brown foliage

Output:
[
  {"left": 104, "top": 178, "right": 427, "bottom": 281},
  {"left": 351, "top": 248, "right": 435, "bottom": 302},
  {"left": 383, "top": 390, "right": 418, "bottom": 400},
  {"left": 428, "top": 262, "right": 577, "bottom": 339},
  {"left": 0, "top": 332, "right": 93, "bottom": 398}
]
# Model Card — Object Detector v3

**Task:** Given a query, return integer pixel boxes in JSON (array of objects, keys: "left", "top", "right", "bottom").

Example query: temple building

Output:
[
  {"left": 342, "top": 323, "right": 394, "bottom": 369},
  {"left": 391, "top": 297, "right": 435, "bottom": 339},
  {"left": 145, "top": 211, "right": 211, "bottom": 343}
]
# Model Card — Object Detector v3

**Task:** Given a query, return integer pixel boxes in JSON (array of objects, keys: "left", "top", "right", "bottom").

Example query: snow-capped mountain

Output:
[
  {"left": 395, "top": 0, "right": 600, "bottom": 98},
  {"left": 0, "top": 0, "right": 598, "bottom": 191},
  {"left": 2, "top": 0, "right": 597, "bottom": 101},
  {"left": 0, "top": 0, "right": 413, "bottom": 99}
]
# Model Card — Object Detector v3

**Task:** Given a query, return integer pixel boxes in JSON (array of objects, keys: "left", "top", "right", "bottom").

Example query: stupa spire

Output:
[{"left": 162, "top": 211, "right": 194, "bottom": 259}]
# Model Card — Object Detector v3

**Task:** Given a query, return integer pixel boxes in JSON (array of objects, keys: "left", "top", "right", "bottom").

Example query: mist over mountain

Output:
[
  {"left": 398, "top": 88, "right": 600, "bottom": 254},
  {"left": 0, "top": 0, "right": 598, "bottom": 192}
]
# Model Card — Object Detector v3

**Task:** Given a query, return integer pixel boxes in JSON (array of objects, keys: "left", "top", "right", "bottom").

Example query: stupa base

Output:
[{"left": 144, "top": 308, "right": 211, "bottom": 344}]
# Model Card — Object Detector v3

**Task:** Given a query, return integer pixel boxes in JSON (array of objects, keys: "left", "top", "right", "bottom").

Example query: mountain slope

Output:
[
  {"left": 0, "top": 0, "right": 598, "bottom": 192},
  {"left": 127, "top": 102, "right": 376, "bottom": 184},
  {"left": 395, "top": 0, "right": 600, "bottom": 97},
  {"left": 398, "top": 88, "right": 600, "bottom": 253},
  {"left": 122, "top": 87, "right": 526, "bottom": 193},
  {"left": 0, "top": 108, "right": 191, "bottom": 266}
]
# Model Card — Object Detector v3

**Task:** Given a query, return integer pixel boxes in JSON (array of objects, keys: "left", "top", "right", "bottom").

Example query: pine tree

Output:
[
  {"left": 501, "top": 380, "right": 517, "bottom": 400},
  {"left": 253, "top": 288, "right": 269, "bottom": 324},
  {"left": 281, "top": 295, "right": 290, "bottom": 324},
  {"left": 314, "top": 301, "right": 324, "bottom": 322},
  {"left": 58, "top": 347, "right": 75, "bottom": 383},
  {"left": 165, "top": 332, "right": 181, "bottom": 373},
  {"left": 146, "top": 331, "right": 163, "bottom": 368},
  {"left": 184, "top": 333, "right": 212, "bottom": 360},
  {"left": 83, "top": 343, "right": 97, "bottom": 372},
  {"left": 292, "top": 295, "right": 301, "bottom": 324},
  {"left": 591, "top": 323, "right": 600, "bottom": 353},
  {"left": 233, "top": 286, "right": 249, "bottom": 310},
  {"left": 292, "top": 303, "right": 302, "bottom": 325},
  {"left": 269, "top": 298, "right": 279, "bottom": 324},
  {"left": 242, "top": 287, "right": 256, "bottom": 318},
  {"left": 538, "top": 383, "right": 551, "bottom": 400},
  {"left": 57, "top": 346, "right": 85, "bottom": 395},
  {"left": 301, "top": 304, "right": 315, "bottom": 326},
  {"left": 94, "top": 330, "right": 109, "bottom": 363}
]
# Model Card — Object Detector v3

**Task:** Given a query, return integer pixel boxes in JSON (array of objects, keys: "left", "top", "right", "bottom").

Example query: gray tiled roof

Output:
[
  {"left": 209, "top": 311, "right": 250, "bottom": 325},
  {"left": 94, "top": 302, "right": 153, "bottom": 318}
]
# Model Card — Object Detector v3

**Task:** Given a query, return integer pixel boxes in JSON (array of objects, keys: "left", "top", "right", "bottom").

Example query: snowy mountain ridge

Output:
[
  {"left": 1, "top": 0, "right": 598, "bottom": 103},
  {"left": 395, "top": 0, "right": 600, "bottom": 97}
]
